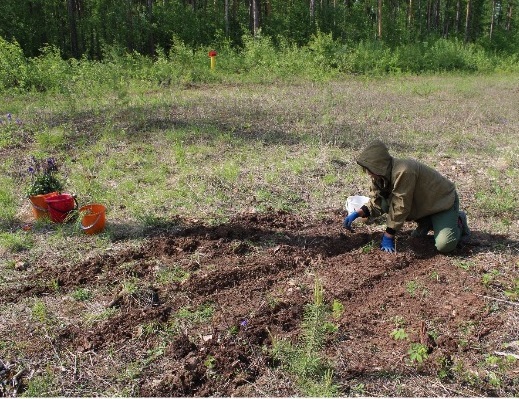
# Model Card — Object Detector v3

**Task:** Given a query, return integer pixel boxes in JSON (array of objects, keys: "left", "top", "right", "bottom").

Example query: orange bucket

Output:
[
  {"left": 80, "top": 204, "right": 106, "bottom": 234},
  {"left": 29, "top": 192, "right": 59, "bottom": 220}
]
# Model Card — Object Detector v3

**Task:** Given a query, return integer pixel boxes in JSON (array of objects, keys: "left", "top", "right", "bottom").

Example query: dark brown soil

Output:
[{"left": 1, "top": 209, "right": 518, "bottom": 397}]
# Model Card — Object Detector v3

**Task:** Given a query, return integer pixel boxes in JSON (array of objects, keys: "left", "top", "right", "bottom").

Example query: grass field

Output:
[{"left": 1, "top": 73, "right": 518, "bottom": 396}]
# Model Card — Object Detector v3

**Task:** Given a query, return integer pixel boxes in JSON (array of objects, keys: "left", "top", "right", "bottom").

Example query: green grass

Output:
[
  {"left": 0, "top": 231, "right": 34, "bottom": 252},
  {"left": 1, "top": 72, "right": 519, "bottom": 397}
]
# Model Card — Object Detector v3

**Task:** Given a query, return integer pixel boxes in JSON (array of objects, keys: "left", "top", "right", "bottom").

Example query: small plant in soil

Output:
[
  {"left": 361, "top": 240, "right": 375, "bottom": 254},
  {"left": 407, "top": 343, "right": 428, "bottom": 364},
  {"left": 390, "top": 328, "right": 409, "bottom": 341},
  {"left": 331, "top": 299, "right": 344, "bottom": 320},
  {"left": 453, "top": 259, "right": 474, "bottom": 271},
  {"left": 481, "top": 269, "right": 500, "bottom": 287},
  {"left": 391, "top": 315, "right": 406, "bottom": 327},
  {"left": 22, "top": 369, "right": 58, "bottom": 397},
  {"left": 71, "top": 288, "right": 92, "bottom": 301},
  {"left": 405, "top": 280, "right": 419, "bottom": 297},
  {"left": 271, "top": 277, "right": 339, "bottom": 396},
  {"left": 31, "top": 300, "right": 49, "bottom": 324},
  {"left": 504, "top": 278, "right": 519, "bottom": 300}
]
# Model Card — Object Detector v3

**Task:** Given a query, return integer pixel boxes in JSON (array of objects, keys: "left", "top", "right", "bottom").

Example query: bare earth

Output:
[{"left": 1, "top": 209, "right": 518, "bottom": 396}]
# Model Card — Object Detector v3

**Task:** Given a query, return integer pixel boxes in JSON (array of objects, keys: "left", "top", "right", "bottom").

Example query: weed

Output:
[
  {"left": 437, "top": 355, "right": 453, "bottom": 380},
  {"left": 350, "top": 382, "right": 366, "bottom": 396},
  {"left": 407, "top": 343, "right": 428, "bottom": 364},
  {"left": 176, "top": 304, "right": 214, "bottom": 324},
  {"left": 228, "top": 325, "right": 239, "bottom": 336},
  {"left": 71, "top": 288, "right": 92, "bottom": 301},
  {"left": 204, "top": 355, "right": 216, "bottom": 369},
  {"left": 481, "top": 269, "right": 500, "bottom": 287},
  {"left": 504, "top": 279, "right": 519, "bottom": 301},
  {"left": 429, "top": 271, "right": 440, "bottom": 282},
  {"left": 361, "top": 240, "right": 375, "bottom": 254},
  {"left": 156, "top": 265, "right": 190, "bottom": 284},
  {"left": 453, "top": 259, "right": 474, "bottom": 271},
  {"left": 85, "top": 308, "right": 119, "bottom": 324},
  {"left": 331, "top": 299, "right": 344, "bottom": 320},
  {"left": 120, "top": 361, "right": 142, "bottom": 381},
  {"left": 405, "top": 280, "right": 419, "bottom": 297},
  {"left": 49, "top": 278, "right": 60, "bottom": 293},
  {"left": 31, "top": 300, "right": 49, "bottom": 323},
  {"left": 21, "top": 369, "right": 57, "bottom": 397},
  {"left": 390, "top": 328, "right": 409, "bottom": 341},
  {"left": 391, "top": 315, "right": 406, "bottom": 328},
  {"left": 487, "top": 371, "right": 501, "bottom": 388},
  {"left": 475, "top": 182, "right": 518, "bottom": 217},
  {"left": 266, "top": 293, "right": 281, "bottom": 309},
  {"left": 121, "top": 280, "right": 138, "bottom": 295}
]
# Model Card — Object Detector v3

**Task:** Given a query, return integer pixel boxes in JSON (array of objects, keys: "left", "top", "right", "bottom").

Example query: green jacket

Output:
[{"left": 356, "top": 140, "right": 456, "bottom": 232}]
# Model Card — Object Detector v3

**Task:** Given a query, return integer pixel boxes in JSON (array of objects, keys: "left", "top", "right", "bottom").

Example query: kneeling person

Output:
[{"left": 343, "top": 140, "right": 470, "bottom": 253}]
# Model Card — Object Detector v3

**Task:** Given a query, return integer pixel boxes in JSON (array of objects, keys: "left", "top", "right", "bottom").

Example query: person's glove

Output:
[
  {"left": 343, "top": 211, "right": 359, "bottom": 230},
  {"left": 380, "top": 234, "right": 395, "bottom": 253}
]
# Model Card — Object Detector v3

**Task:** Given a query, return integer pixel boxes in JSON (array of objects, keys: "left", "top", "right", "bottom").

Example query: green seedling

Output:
[
  {"left": 361, "top": 240, "right": 375, "bottom": 254},
  {"left": 481, "top": 269, "right": 500, "bottom": 287},
  {"left": 390, "top": 328, "right": 409, "bottom": 341},
  {"left": 408, "top": 343, "right": 428, "bottom": 364},
  {"left": 504, "top": 279, "right": 519, "bottom": 301},
  {"left": 331, "top": 299, "right": 344, "bottom": 320},
  {"left": 406, "top": 280, "right": 419, "bottom": 297}
]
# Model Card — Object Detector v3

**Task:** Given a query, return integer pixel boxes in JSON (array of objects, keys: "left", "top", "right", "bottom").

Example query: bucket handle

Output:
[
  {"left": 81, "top": 213, "right": 102, "bottom": 231},
  {"left": 31, "top": 203, "right": 48, "bottom": 212}
]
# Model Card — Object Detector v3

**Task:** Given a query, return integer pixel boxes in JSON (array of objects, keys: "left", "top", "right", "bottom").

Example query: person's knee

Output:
[{"left": 435, "top": 229, "right": 458, "bottom": 253}]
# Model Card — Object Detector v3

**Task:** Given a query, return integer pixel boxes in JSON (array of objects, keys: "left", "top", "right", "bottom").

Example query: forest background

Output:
[{"left": 1, "top": 0, "right": 519, "bottom": 90}]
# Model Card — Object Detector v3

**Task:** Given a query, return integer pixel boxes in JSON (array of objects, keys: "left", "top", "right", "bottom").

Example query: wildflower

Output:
[
  {"left": 7, "top": 113, "right": 11, "bottom": 121},
  {"left": 26, "top": 156, "right": 64, "bottom": 197},
  {"left": 240, "top": 319, "right": 248, "bottom": 327}
]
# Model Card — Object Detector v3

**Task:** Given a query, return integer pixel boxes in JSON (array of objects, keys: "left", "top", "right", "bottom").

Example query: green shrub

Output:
[
  {"left": 0, "top": 37, "right": 28, "bottom": 90},
  {"left": 27, "top": 45, "right": 72, "bottom": 92}
]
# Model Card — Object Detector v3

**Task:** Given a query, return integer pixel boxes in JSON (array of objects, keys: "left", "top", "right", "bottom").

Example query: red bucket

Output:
[{"left": 45, "top": 193, "right": 78, "bottom": 223}]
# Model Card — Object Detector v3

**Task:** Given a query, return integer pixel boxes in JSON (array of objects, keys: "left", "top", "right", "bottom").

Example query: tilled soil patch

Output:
[{"left": 1, "top": 210, "right": 518, "bottom": 396}]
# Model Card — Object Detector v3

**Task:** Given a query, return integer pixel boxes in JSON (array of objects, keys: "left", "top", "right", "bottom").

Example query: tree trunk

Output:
[
  {"left": 147, "top": 0, "right": 154, "bottom": 55},
  {"left": 443, "top": 0, "right": 450, "bottom": 36},
  {"left": 310, "top": 0, "right": 315, "bottom": 23},
  {"left": 250, "top": 0, "right": 260, "bottom": 36},
  {"left": 408, "top": 0, "right": 413, "bottom": 28},
  {"left": 67, "top": 0, "right": 79, "bottom": 58},
  {"left": 455, "top": 0, "right": 461, "bottom": 34},
  {"left": 506, "top": 1, "right": 513, "bottom": 31},
  {"left": 489, "top": 0, "right": 495, "bottom": 39},
  {"left": 464, "top": 0, "right": 471, "bottom": 42},
  {"left": 225, "top": 0, "right": 229, "bottom": 36},
  {"left": 377, "top": 0, "right": 382, "bottom": 39}
]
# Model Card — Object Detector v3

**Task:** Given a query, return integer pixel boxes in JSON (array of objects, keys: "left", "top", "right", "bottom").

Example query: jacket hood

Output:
[{"left": 356, "top": 140, "right": 393, "bottom": 178}]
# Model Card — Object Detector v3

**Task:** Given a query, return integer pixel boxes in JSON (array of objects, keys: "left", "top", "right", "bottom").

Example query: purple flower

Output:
[
  {"left": 7, "top": 113, "right": 11, "bottom": 121},
  {"left": 240, "top": 319, "right": 248, "bottom": 327}
]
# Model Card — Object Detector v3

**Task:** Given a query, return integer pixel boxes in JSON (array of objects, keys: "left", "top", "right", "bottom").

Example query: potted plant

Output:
[{"left": 26, "top": 156, "right": 64, "bottom": 219}]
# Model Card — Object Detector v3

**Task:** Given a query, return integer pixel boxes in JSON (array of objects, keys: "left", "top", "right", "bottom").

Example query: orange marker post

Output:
[{"left": 208, "top": 50, "right": 217, "bottom": 69}]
